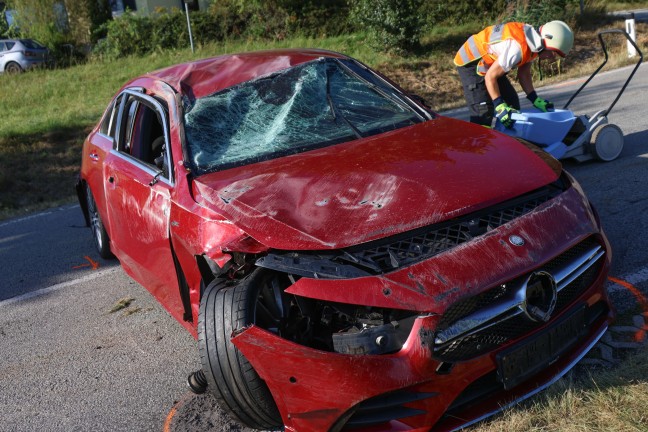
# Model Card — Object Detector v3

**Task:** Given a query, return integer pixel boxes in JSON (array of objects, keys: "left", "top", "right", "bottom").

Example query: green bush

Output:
[
  {"left": 150, "top": 8, "right": 187, "bottom": 50},
  {"left": 421, "top": 0, "right": 508, "bottom": 27},
  {"left": 93, "top": 0, "right": 351, "bottom": 59},
  {"left": 349, "top": 0, "right": 424, "bottom": 54},
  {"left": 501, "top": 0, "right": 580, "bottom": 26},
  {"left": 93, "top": 12, "right": 153, "bottom": 58},
  {"left": 224, "top": 0, "right": 349, "bottom": 40}
]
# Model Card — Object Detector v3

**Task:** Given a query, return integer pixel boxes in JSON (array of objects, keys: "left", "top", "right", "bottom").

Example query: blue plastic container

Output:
[{"left": 494, "top": 109, "right": 577, "bottom": 159}]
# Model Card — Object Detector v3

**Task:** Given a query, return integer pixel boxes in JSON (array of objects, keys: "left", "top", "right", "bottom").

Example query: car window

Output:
[
  {"left": 0, "top": 42, "right": 5, "bottom": 52},
  {"left": 99, "top": 95, "right": 122, "bottom": 138},
  {"left": 117, "top": 92, "right": 171, "bottom": 179},
  {"left": 183, "top": 58, "right": 425, "bottom": 175},
  {"left": 21, "top": 39, "right": 45, "bottom": 50},
  {"left": 122, "top": 99, "right": 139, "bottom": 154}
]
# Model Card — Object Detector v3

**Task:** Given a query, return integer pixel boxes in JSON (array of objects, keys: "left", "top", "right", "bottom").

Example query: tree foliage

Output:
[
  {"left": 349, "top": 0, "right": 424, "bottom": 54},
  {"left": 93, "top": 0, "right": 350, "bottom": 59},
  {"left": 421, "top": 0, "right": 509, "bottom": 27},
  {"left": 501, "top": 0, "right": 580, "bottom": 26},
  {"left": 6, "top": 0, "right": 584, "bottom": 60},
  {"left": 10, "top": 0, "right": 71, "bottom": 46}
]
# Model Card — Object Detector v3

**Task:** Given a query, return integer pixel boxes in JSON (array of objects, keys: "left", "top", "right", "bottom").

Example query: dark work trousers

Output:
[{"left": 456, "top": 63, "right": 520, "bottom": 126}]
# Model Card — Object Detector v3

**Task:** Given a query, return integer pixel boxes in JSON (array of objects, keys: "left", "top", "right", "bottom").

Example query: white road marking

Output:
[
  {"left": 0, "top": 267, "right": 119, "bottom": 308},
  {"left": 0, "top": 204, "right": 80, "bottom": 228}
]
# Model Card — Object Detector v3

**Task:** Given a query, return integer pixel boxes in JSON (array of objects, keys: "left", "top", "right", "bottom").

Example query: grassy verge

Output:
[{"left": 477, "top": 346, "right": 648, "bottom": 431}]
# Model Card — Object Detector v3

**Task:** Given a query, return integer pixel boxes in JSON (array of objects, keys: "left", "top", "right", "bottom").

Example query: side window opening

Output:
[
  {"left": 123, "top": 99, "right": 139, "bottom": 154},
  {"left": 118, "top": 93, "right": 170, "bottom": 180},
  {"left": 99, "top": 94, "right": 123, "bottom": 138}
]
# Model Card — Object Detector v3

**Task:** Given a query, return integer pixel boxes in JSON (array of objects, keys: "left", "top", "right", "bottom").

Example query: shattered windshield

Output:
[{"left": 183, "top": 58, "right": 427, "bottom": 174}]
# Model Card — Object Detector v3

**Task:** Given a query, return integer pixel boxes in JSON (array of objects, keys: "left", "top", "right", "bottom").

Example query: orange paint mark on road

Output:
[
  {"left": 608, "top": 276, "right": 648, "bottom": 342},
  {"left": 72, "top": 256, "right": 100, "bottom": 270},
  {"left": 163, "top": 391, "right": 194, "bottom": 432},
  {"left": 163, "top": 405, "right": 177, "bottom": 432}
]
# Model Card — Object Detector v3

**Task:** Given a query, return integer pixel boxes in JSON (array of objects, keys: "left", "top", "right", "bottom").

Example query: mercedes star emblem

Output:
[{"left": 522, "top": 271, "right": 558, "bottom": 322}]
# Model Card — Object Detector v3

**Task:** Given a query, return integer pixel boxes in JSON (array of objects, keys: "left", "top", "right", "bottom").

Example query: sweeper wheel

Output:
[{"left": 591, "top": 123, "right": 624, "bottom": 162}]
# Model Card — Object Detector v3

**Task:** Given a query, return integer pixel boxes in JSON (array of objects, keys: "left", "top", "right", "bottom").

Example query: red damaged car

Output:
[{"left": 77, "top": 49, "right": 613, "bottom": 431}]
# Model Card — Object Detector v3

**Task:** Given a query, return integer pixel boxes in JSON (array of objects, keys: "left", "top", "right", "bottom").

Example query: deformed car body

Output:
[{"left": 77, "top": 49, "right": 613, "bottom": 432}]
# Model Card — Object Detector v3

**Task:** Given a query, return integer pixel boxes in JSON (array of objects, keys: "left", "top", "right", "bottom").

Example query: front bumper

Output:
[{"left": 234, "top": 290, "right": 611, "bottom": 431}]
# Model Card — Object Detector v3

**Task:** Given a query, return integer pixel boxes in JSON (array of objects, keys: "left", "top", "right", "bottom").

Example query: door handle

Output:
[{"left": 89, "top": 153, "right": 100, "bottom": 161}]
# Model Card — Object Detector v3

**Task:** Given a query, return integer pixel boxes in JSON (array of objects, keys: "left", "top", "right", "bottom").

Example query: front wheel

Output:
[
  {"left": 198, "top": 272, "right": 283, "bottom": 430},
  {"left": 85, "top": 183, "right": 112, "bottom": 258}
]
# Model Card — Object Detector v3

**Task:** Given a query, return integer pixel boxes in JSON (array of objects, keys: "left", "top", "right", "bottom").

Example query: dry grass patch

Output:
[{"left": 474, "top": 347, "right": 648, "bottom": 432}]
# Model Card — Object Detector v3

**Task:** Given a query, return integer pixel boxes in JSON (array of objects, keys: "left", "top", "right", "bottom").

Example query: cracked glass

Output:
[{"left": 183, "top": 58, "right": 426, "bottom": 175}]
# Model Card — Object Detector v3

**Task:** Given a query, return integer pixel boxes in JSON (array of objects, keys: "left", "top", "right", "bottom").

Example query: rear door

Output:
[{"left": 0, "top": 42, "right": 6, "bottom": 70}]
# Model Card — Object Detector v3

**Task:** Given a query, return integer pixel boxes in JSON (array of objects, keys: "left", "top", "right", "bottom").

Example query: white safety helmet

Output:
[{"left": 540, "top": 20, "right": 574, "bottom": 57}]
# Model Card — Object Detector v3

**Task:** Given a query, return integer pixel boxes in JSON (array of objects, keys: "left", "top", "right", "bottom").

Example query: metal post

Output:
[
  {"left": 626, "top": 13, "right": 637, "bottom": 58},
  {"left": 184, "top": 2, "right": 195, "bottom": 54}
]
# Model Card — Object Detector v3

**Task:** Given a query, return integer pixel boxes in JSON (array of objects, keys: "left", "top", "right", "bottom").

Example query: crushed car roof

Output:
[{"left": 144, "top": 49, "right": 349, "bottom": 99}]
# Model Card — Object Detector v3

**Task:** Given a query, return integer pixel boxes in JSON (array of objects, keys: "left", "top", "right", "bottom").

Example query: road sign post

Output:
[
  {"left": 626, "top": 13, "right": 637, "bottom": 58},
  {"left": 184, "top": 0, "right": 195, "bottom": 54}
]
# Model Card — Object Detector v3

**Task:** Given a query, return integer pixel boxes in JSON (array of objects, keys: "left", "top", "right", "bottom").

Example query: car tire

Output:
[
  {"left": 85, "top": 183, "right": 112, "bottom": 259},
  {"left": 5, "top": 62, "right": 23, "bottom": 74},
  {"left": 198, "top": 272, "right": 283, "bottom": 430}
]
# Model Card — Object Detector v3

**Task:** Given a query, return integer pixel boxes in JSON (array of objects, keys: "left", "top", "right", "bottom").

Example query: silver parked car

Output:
[{"left": 0, "top": 39, "right": 50, "bottom": 73}]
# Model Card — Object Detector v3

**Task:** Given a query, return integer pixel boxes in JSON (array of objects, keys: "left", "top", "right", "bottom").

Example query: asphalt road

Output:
[{"left": 1, "top": 61, "right": 647, "bottom": 431}]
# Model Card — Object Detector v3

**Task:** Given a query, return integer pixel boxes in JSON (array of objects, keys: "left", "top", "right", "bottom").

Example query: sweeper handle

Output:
[{"left": 563, "top": 29, "right": 643, "bottom": 116}]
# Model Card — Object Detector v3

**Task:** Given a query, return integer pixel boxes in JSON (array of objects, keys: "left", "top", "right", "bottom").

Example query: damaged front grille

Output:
[
  {"left": 257, "top": 182, "right": 565, "bottom": 278},
  {"left": 440, "top": 301, "right": 609, "bottom": 421},
  {"left": 433, "top": 237, "right": 605, "bottom": 362}
]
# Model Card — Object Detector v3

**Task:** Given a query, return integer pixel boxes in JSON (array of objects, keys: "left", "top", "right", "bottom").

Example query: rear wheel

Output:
[
  {"left": 591, "top": 123, "right": 624, "bottom": 162},
  {"left": 85, "top": 183, "right": 112, "bottom": 258},
  {"left": 5, "top": 62, "right": 23, "bottom": 74},
  {"left": 198, "top": 271, "right": 284, "bottom": 430}
]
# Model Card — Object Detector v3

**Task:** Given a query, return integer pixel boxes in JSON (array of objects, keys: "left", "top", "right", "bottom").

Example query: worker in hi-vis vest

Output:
[{"left": 454, "top": 20, "right": 574, "bottom": 128}]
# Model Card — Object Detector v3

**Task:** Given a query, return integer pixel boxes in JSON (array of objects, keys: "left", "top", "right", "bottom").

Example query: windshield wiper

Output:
[{"left": 325, "top": 63, "right": 363, "bottom": 139}]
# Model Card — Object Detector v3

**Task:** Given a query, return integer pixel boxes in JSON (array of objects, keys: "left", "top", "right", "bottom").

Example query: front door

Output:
[{"left": 103, "top": 89, "right": 180, "bottom": 305}]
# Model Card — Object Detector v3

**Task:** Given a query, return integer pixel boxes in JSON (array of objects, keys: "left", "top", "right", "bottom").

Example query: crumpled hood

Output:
[{"left": 192, "top": 116, "right": 560, "bottom": 250}]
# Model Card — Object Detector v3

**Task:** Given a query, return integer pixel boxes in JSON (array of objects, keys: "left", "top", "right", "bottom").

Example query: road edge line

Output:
[{"left": 0, "top": 267, "right": 119, "bottom": 308}]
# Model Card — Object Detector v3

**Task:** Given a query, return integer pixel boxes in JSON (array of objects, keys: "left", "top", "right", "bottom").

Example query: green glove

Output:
[
  {"left": 533, "top": 97, "right": 554, "bottom": 112},
  {"left": 495, "top": 102, "right": 517, "bottom": 128},
  {"left": 527, "top": 91, "right": 554, "bottom": 112}
]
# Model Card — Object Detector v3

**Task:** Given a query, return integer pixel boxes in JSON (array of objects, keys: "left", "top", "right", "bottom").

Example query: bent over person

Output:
[{"left": 454, "top": 20, "right": 574, "bottom": 128}]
